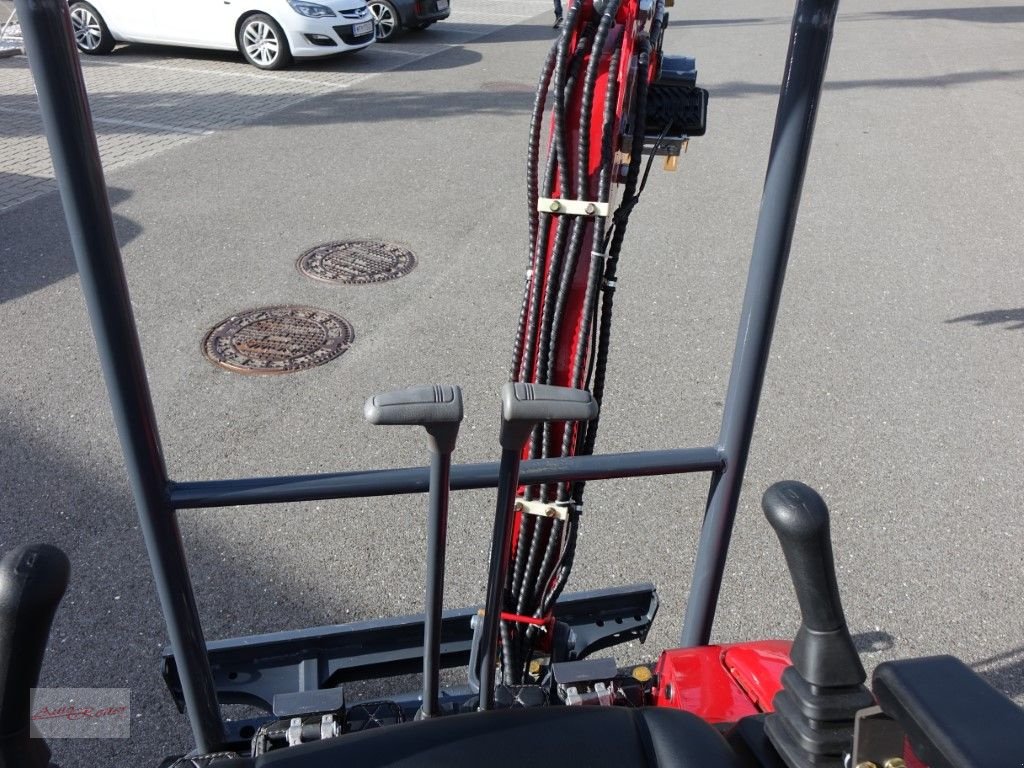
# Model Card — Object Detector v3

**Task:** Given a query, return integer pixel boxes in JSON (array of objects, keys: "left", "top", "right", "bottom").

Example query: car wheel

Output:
[
  {"left": 237, "top": 14, "right": 293, "bottom": 70},
  {"left": 368, "top": 0, "right": 401, "bottom": 42},
  {"left": 69, "top": 2, "right": 116, "bottom": 55}
]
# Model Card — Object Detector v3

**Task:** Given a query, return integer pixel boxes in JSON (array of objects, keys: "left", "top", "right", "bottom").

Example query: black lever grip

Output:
[
  {"left": 0, "top": 543, "right": 70, "bottom": 768},
  {"left": 762, "top": 481, "right": 844, "bottom": 632},
  {"left": 763, "top": 481, "right": 865, "bottom": 687},
  {"left": 364, "top": 385, "right": 464, "bottom": 453},
  {"left": 499, "top": 383, "right": 598, "bottom": 449}
]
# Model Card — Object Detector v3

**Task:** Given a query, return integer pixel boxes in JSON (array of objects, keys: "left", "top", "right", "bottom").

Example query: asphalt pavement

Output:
[{"left": 1, "top": 1, "right": 1024, "bottom": 765}]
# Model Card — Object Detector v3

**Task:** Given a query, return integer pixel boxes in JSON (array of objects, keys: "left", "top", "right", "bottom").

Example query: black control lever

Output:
[
  {"left": 762, "top": 481, "right": 873, "bottom": 768},
  {"left": 365, "top": 385, "right": 463, "bottom": 718},
  {"left": 762, "top": 480, "right": 863, "bottom": 686},
  {"left": 0, "top": 543, "right": 70, "bottom": 768},
  {"left": 476, "top": 383, "right": 598, "bottom": 710}
]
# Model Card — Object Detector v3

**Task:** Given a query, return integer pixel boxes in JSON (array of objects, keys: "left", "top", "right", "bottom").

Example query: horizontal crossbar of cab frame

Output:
[{"left": 162, "top": 584, "right": 658, "bottom": 718}]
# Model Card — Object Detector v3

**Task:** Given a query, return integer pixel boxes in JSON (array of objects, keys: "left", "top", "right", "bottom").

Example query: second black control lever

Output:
[{"left": 476, "top": 383, "right": 598, "bottom": 710}]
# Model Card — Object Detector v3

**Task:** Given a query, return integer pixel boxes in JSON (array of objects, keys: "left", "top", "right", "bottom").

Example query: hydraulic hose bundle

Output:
[{"left": 500, "top": 0, "right": 662, "bottom": 684}]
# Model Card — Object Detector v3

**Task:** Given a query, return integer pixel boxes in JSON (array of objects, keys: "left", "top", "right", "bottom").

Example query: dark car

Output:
[{"left": 367, "top": 0, "right": 449, "bottom": 42}]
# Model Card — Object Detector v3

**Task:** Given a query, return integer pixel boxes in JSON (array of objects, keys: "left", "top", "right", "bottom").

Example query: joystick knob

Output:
[
  {"left": 762, "top": 481, "right": 863, "bottom": 687},
  {"left": 762, "top": 482, "right": 873, "bottom": 767}
]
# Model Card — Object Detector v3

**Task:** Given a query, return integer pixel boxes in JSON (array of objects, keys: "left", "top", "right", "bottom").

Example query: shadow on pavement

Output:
[
  {"left": 946, "top": 308, "right": 1024, "bottom": 330},
  {"left": 100, "top": 36, "right": 482, "bottom": 72},
  {"left": 710, "top": 69, "right": 1024, "bottom": 100},
  {"left": 0, "top": 184, "right": 140, "bottom": 304},
  {"left": 668, "top": 17, "right": 785, "bottom": 28},
  {"left": 0, "top": 82, "right": 534, "bottom": 138},
  {"left": 884, "top": 5, "right": 1024, "bottom": 23},
  {"left": 5, "top": 62, "right": 1012, "bottom": 142},
  {"left": 263, "top": 85, "right": 534, "bottom": 126},
  {"left": 669, "top": 5, "right": 1024, "bottom": 28},
  {"left": 440, "top": 22, "right": 560, "bottom": 44},
  {"left": 973, "top": 645, "right": 1024, "bottom": 699},
  {"left": 852, "top": 629, "right": 896, "bottom": 654},
  {"left": 0, "top": 413, "right": 377, "bottom": 763}
]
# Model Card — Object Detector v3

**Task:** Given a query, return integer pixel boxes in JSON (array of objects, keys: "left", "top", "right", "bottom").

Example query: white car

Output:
[{"left": 68, "top": 0, "right": 375, "bottom": 70}]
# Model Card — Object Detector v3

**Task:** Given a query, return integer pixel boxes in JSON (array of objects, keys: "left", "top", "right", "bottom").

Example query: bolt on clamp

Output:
[
  {"left": 538, "top": 197, "right": 610, "bottom": 218},
  {"left": 513, "top": 497, "right": 572, "bottom": 521}
]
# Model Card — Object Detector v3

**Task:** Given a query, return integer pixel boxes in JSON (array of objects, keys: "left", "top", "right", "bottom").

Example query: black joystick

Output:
[
  {"left": 762, "top": 481, "right": 873, "bottom": 767},
  {"left": 0, "top": 543, "right": 70, "bottom": 768}
]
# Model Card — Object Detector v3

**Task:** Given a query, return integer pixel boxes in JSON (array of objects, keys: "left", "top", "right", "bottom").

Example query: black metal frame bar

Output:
[
  {"left": 166, "top": 447, "right": 725, "bottom": 509},
  {"left": 16, "top": 0, "right": 838, "bottom": 752}
]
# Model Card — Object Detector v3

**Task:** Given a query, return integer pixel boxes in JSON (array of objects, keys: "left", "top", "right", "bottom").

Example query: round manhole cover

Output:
[
  {"left": 297, "top": 240, "right": 417, "bottom": 285},
  {"left": 203, "top": 306, "right": 354, "bottom": 375}
]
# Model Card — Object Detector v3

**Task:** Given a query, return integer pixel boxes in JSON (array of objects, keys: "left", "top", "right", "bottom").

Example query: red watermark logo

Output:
[
  {"left": 32, "top": 704, "right": 129, "bottom": 722},
  {"left": 30, "top": 689, "right": 131, "bottom": 739}
]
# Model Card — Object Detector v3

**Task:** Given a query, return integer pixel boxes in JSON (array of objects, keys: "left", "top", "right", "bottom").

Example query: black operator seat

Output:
[{"left": 216, "top": 706, "right": 744, "bottom": 767}]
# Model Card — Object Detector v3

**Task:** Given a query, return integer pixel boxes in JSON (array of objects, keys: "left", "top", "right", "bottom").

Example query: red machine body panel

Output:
[
  {"left": 653, "top": 641, "right": 792, "bottom": 723},
  {"left": 722, "top": 640, "right": 792, "bottom": 712}
]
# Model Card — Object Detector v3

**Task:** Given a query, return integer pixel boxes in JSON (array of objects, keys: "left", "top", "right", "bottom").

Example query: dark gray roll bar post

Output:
[
  {"left": 680, "top": 0, "right": 840, "bottom": 646},
  {"left": 14, "top": 0, "right": 226, "bottom": 751}
]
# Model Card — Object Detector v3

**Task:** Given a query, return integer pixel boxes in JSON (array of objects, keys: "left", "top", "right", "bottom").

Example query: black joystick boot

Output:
[
  {"left": 0, "top": 544, "right": 70, "bottom": 768},
  {"left": 762, "top": 482, "right": 874, "bottom": 767}
]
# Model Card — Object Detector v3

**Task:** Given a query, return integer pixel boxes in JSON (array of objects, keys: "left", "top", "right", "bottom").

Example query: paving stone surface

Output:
[{"left": 0, "top": 0, "right": 553, "bottom": 211}]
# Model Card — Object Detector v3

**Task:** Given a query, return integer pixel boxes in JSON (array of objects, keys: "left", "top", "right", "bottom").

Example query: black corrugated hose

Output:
[{"left": 499, "top": 0, "right": 653, "bottom": 683}]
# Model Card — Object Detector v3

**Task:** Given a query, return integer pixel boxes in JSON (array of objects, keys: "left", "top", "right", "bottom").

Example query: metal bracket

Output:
[
  {"left": 514, "top": 497, "right": 571, "bottom": 521},
  {"left": 538, "top": 197, "right": 610, "bottom": 218},
  {"left": 852, "top": 706, "right": 907, "bottom": 767},
  {"left": 163, "top": 584, "right": 659, "bottom": 725}
]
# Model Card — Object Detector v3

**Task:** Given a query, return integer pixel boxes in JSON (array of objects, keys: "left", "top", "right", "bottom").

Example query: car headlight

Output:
[{"left": 287, "top": 0, "right": 336, "bottom": 17}]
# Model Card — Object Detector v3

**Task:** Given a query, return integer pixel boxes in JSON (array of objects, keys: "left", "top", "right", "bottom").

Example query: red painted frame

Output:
[{"left": 653, "top": 641, "right": 793, "bottom": 722}]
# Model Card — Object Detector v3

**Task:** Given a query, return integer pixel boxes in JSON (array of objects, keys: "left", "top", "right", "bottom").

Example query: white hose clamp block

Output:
[{"left": 538, "top": 197, "right": 610, "bottom": 218}]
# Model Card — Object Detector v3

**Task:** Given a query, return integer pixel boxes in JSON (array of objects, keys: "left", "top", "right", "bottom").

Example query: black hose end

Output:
[
  {"left": 0, "top": 544, "right": 69, "bottom": 768},
  {"left": 0, "top": 545, "right": 70, "bottom": 616}
]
